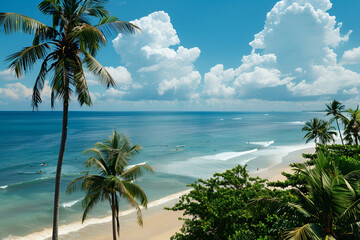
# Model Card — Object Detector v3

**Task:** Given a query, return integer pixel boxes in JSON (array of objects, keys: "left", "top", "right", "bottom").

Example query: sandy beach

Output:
[
  {"left": 251, "top": 147, "right": 315, "bottom": 182},
  {"left": 42, "top": 146, "right": 314, "bottom": 240}
]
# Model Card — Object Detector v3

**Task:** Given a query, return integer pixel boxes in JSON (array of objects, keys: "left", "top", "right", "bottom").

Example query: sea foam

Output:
[
  {"left": 5, "top": 189, "right": 191, "bottom": 240},
  {"left": 192, "top": 149, "right": 257, "bottom": 161},
  {"left": 61, "top": 199, "right": 82, "bottom": 208},
  {"left": 248, "top": 140, "right": 274, "bottom": 147},
  {"left": 0, "top": 185, "right": 8, "bottom": 189},
  {"left": 287, "top": 121, "right": 305, "bottom": 125}
]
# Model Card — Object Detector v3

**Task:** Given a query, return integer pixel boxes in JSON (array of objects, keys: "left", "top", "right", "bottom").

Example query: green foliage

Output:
[
  {"left": 67, "top": 130, "right": 153, "bottom": 236},
  {"left": 270, "top": 145, "right": 360, "bottom": 193},
  {"left": 302, "top": 118, "right": 337, "bottom": 145},
  {"left": 167, "top": 165, "right": 300, "bottom": 240},
  {"left": 169, "top": 145, "right": 360, "bottom": 239}
]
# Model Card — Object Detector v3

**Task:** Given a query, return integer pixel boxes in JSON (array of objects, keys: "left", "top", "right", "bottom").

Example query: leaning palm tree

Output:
[
  {"left": 325, "top": 100, "right": 345, "bottom": 145},
  {"left": 0, "top": 1, "right": 140, "bottom": 239},
  {"left": 67, "top": 130, "right": 153, "bottom": 240},
  {"left": 251, "top": 152, "right": 360, "bottom": 239},
  {"left": 343, "top": 107, "right": 360, "bottom": 145},
  {"left": 302, "top": 118, "right": 337, "bottom": 145}
]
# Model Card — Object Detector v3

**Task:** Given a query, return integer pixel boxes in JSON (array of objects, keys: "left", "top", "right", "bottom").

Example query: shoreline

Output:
[
  {"left": 250, "top": 147, "right": 315, "bottom": 182},
  {"left": 5, "top": 146, "right": 315, "bottom": 240}
]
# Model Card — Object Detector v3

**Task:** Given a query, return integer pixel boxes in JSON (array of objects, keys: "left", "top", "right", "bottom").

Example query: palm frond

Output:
[
  {"left": 122, "top": 181, "right": 148, "bottom": 207},
  {"left": 120, "top": 182, "right": 144, "bottom": 226},
  {"left": 96, "top": 15, "right": 141, "bottom": 39},
  {"left": 66, "top": 174, "right": 104, "bottom": 194},
  {"left": 82, "top": 50, "right": 115, "bottom": 87},
  {"left": 6, "top": 43, "right": 50, "bottom": 78},
  {"left": 0, "top": 12, "right": 50, "bottom": 34},
  {"left": 121, "top": 164, "right": 154, "bottom": 181},
  {"left": 32, "top": 52, "right": 56, "bottom": 109},
  {"left": 71, "top": 24, "right": 106, "bottom": 55},
  {"left": 82, "top": 191, "right": 102, "bottom": 222},
  {"left": 284, "top": 223, "right": 323, "bottom": 240},
  {"left": 73, "top": 55, "right": 92, "bottom": 106}
]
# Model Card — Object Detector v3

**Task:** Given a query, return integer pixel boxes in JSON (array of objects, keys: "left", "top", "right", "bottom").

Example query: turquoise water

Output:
[{"left": 0, "top": 111, "right": 325, "bottom": 239}]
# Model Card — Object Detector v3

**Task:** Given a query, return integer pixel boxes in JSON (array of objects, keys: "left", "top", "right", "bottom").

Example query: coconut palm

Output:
[
  {"left": 325, "top": 100, "right": 345, "bottom": 145},
  {"left": 0, "top": 1, "right": 140, "bottom": 238},
  {"left": 343, "top": 107, "right": 360, "bottom": 145},
  {"left": 67, "top": 130, "right": 153, "bottom": 240},
  {"left": 302, "top": 118, "right": 337, "bottom": 145},
  {"left": 251, "top": 152, "right": 360, "bottom": 239}
]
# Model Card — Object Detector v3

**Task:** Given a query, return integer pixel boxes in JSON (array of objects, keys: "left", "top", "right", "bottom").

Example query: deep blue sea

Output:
[{"left": 0, "top": 111, "right": 325, "bottom": 239}]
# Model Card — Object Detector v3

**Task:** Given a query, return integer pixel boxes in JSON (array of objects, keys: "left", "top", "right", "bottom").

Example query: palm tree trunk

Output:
[
  {"left": 52, "top": 99, "right": 69, "bottom": 240},
  {"left": 336, "top": 119, "right": 344, "bottom": 145},
  {"left": 111, "top": 202, "right": 117, "bottom": 240}
]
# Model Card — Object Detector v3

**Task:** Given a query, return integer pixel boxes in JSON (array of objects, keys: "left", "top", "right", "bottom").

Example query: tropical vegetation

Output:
[
  {"left": 302, "top": 118, "right": 337, "bottom": 145},
  {"left": 325, "top": 100, "right": 345, "bottom": 145},
  {"left": 168, "top": 144, "right": 360, "bottom": 240},
  {"left": 304, "top": 100, "right": 360, "bottom": 146},
  {"left": 67, "top": 130, "right": 153, "bottom": 240},
  {"left": 0, "top": 1, "right": 140, "bottom": 238}
]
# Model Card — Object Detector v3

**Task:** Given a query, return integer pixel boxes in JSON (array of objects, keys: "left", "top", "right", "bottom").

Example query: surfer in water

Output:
[
  {"left": 36, "top": 170, "right": 43, "bottom": 174},
  {"left": 40, "top": 163, "right": 46, "bottom": 166}
]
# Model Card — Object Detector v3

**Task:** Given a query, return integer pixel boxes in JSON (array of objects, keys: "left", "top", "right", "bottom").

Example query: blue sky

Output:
[{"left": 1, "top": 0, "right": 360, "bottom": 111}]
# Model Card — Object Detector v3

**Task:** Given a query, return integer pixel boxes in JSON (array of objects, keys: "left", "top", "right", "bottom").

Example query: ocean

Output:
[{"left": 0, "top": 111, "right": 325, "bottom": 239}]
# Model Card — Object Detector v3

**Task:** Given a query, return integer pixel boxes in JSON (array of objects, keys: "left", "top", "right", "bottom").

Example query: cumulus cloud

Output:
[
  {"left": 112, "top": 11, "right": 201, "bottom": 100},
  {"left": 203, "top": 65, "right": 235, "bottom": 98},
  {"left": 203, "top": 0, "right": 358, "bottom": 101},
  {"left": 103, "top": 88, "right": 127, "bottom": 99},
  {"left": 287, "top": 65, "right": 360, "bottom": 96},
  {"left": 85, "top": 66, "right": 132, "bottom": 89},
  {"left": 105, "top": 66, "right": 132, "bottom": 89},
  {"left": 343, "top": 87, "right": 359, "bottom": 95},
  {"left": 341, "top": 46, "right": 360, "bottom": 65},
  {"left": 0, "top": 82, "right": 32, "bottom": 100},
  {"left": 0, "top": 69, "right": 19, "bottom": 81}
]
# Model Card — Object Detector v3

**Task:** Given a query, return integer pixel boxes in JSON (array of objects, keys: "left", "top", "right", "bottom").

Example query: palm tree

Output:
[
  {"left": 343, "top": 107, "right": 360, "bottom": 145},
  {"left": 251, "top": 152, "right": 360, "bottom": 239},
  {"left": 0, "top": 1, "right": 140, "bottom": 239},
  {"left": 325, "top": 100, "right": 345, "bottom": 145},
  {"left": 67, "top": 130, "right": 153, "bottom": 240},
  {"left": 302, "top": 118, "right": 337, "bottom": 145}
]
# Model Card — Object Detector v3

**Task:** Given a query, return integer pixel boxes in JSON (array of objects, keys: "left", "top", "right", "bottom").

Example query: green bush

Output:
[{"left": 166, "top": 165, "right": 300, "bottom": 240}]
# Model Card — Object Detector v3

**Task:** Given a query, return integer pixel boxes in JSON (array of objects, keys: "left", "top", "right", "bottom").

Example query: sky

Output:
[{"left": 1, "top": 0, "right": 360, "bottom": 111}]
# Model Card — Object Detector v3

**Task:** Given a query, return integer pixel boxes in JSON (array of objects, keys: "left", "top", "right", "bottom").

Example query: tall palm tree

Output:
[
  {"left": 302, "top": 118, "right": 337, "bottom": 145},
  {"left": 325, "top": 100, "right": 345, "bottom": 145},
  {"left": 67, "top": 130, "right": 153, "bottom": 240},
  {"left": 0, "top": 1, "right": 140, "bottom": 239},
  {"left": 251, "top": 152, "right": 360, "bottom": 239},
  {"left": 343, "top": 107, "right": 360, "bottom": 145}
]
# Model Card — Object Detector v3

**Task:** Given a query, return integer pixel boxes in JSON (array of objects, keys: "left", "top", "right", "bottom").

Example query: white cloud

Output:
[
  {"left": 90, "top": 92, "right": 101, "bottom": 101},
  {"left": 85, "top": 66, "right": 132, "bottom": 89},
  {"left": 105, "top": 66, "right": 132, "bottom": 89},
  {"left": 103, "top": 88, "right": 126, "bottom": 99},
  {"left": 203, "top": 64, "right": 235, "bottom": 98},
  {"left": 287, "top": 65, "right": 360, "bottom": 95},
  {"left": 0, "top": 82, "right": 32, "bottom": 100},
  {"left": 203, "top": 0, "right": 357, "bottom": 101},
  {"left": 0, "top": 69, "right": 19, "bottom": 81},
  {"left": 343, "top": 87, "right": 359, "bottom": 95},
  {"left": 112, "top": 11, "right": 201, "bottom": 100},
  {"left": 341, "top": 46, "right": 360, "bottom": 65}
]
